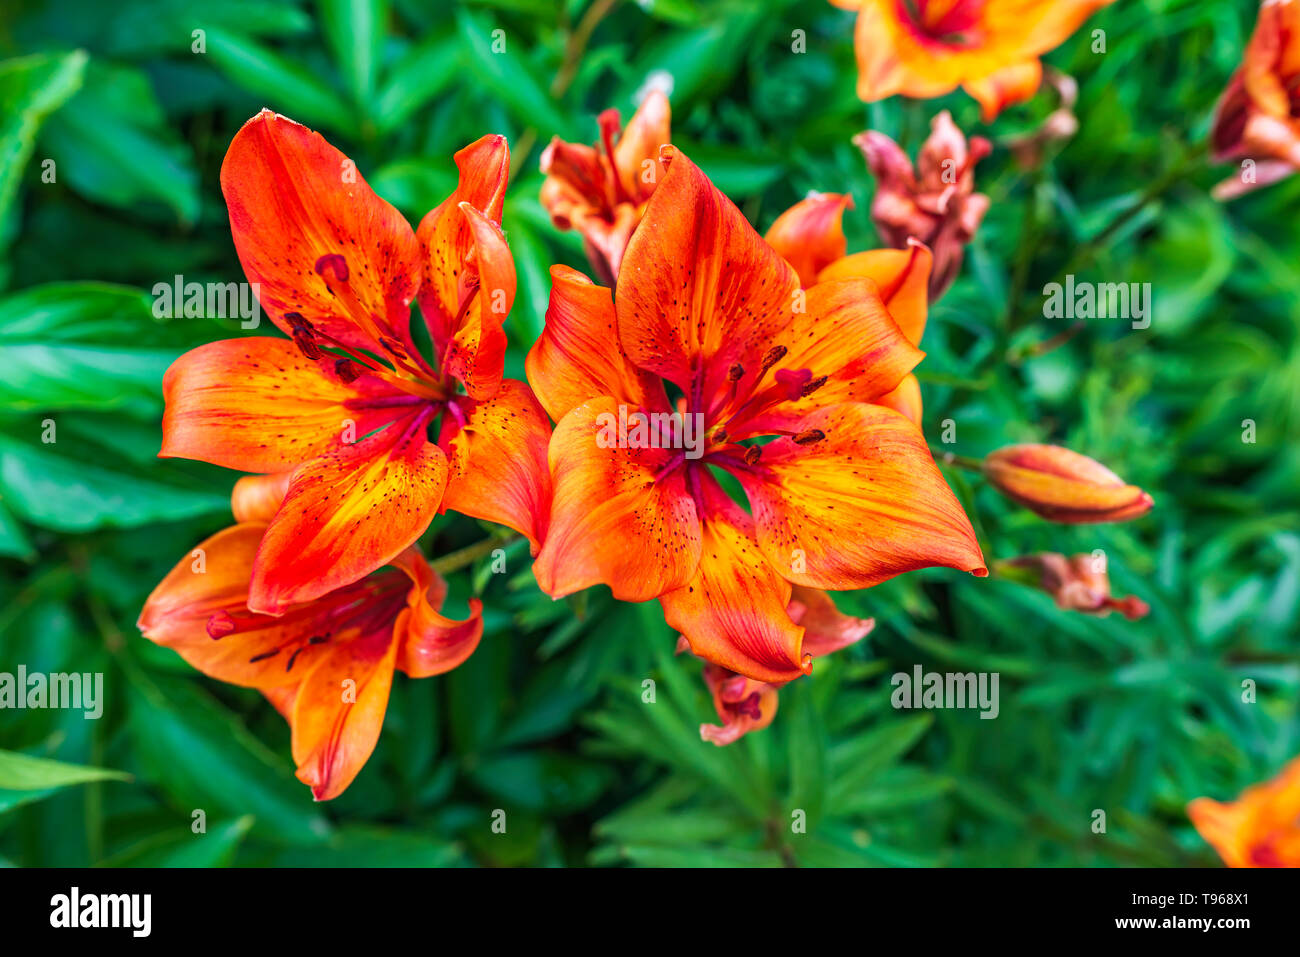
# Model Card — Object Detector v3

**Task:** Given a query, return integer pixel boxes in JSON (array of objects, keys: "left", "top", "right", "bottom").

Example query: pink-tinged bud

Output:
[
  {"left": 855, "top": 111, "right": 990, "bottom": 301},
  {"left": 982, "top": 444, "right": 1153, "bottom": 524},
  {"left": 1210, "top": 0, "right": 1300, "bottom": 199},
  {"left": 1002, "top": 553, "right": 1149, "bottom": 620}
]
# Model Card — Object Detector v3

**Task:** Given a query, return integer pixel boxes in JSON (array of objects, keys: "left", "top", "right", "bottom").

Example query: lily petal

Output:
[
  {"left": 660, "top": 475, "right": 808, "bottom": 684},
  {"left": 733, "top": 402, "right": 986, "bottom": 589},
  {"left": 439, "top": 203, "right": 515, "bottom": 399},
  {"left": 533, "top": 397, "right": 702, "bottom": 601},
  {"left": 525, "top": 265, "right": 668, "bottom": 423},
  {"left": 816, "top": 240, "right": 933, "bottom": 345},
  {"left": 764, "top": 192, "right": 854, "bottom": 288},
  {"left": 616, "top": 146, "right": 800, "bottom": 412},
  {"left": 221, "top": 110, "right": 422, "bottom": 356},
  {"left": 389, "top": 548, "right": 485, "bottom": 678},
  {"left": 249, "top": 415, "right": 448, "bottom": 614},
  {"left": 438, "top": 378, "right": 552, "bottom": 553},
  {"left": 232, "top": 472, "right": 293, "bottom": 523},
  {"left": 160, "top": 338, "right": 402, "bottom": 474}
]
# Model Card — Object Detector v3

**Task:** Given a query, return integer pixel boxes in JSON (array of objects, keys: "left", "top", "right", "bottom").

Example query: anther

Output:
[
  {"left": 248, "top": 649, "right": 278, "bottom": 663},
  {"left": 799, "top": 374, "right": 828, "bottom": 398},
  {"left": 314, "top": 253, "right": 349, "bottom": 282},
  {"left": 744, "top": 445, "right": 763, "bottom": 465},
  {"left": 378, "top": 336, "right": 408, "bottom": 359},
  {"left": 286, "top": 647, "right": 305, "bottom": 672},
  {"left": 334, "top": 358, "right": 360, "bottom": 382},
  {"left": 727, "top": 363, "right": 745, "bottom": 382},
  {"left": 793, "top": 429, "right": 826, "bottom": 445},
  {"left": 760, "top": 345, "right": 788, "bottom": 374},
  {"left": 284, "top": 311, "right": 313, "bottom": 333},
  {"left": 713, "top": 428, "right": 728, "bottom": 445},
  {"left": 293, "top": 330, "right": 323, "bottom": 361}
]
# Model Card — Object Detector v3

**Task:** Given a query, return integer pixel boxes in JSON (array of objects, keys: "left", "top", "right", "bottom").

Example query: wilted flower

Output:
[
  {"left": 681, "top": 586, "right": 874, "bottom": 745},
  {"left": 983, "top": 444, "right": 1153, "bottom": 524},
  {"left": 1188, "top": 757, "right": 1300, "bottom": 867},
  {"left": 1210, "top": 0, "right": 1300, "bottom": 199},
  {"left": 528, "top": 146, "right": 985, "bottom": 686},
  {"left": 159, "top": 111, "right": 551, "bottom": 615},
  {"left": 834, "top": 0, "right": 1114, "bottom": 119},
  {"left": 139, "top": 478, "right": 482, "bottom": 801},
  {"left": 856, "top": 112, "right": 990, "bottom": 301},
  {"left": 1005, "top": 69, "right": 1080, "bottom": 168},
  {"left": 1001, "top": 552, "right": 1149, "bottom": 619},
  {"left": 540, "top": 90, "right": 671, "bottom": 284}
]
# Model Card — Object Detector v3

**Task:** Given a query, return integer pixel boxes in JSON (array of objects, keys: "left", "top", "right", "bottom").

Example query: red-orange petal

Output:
[
  {"left": 525, "top": 265, "right": 669, "bottom": 423},
  {"left": 816, "top": 240, "right": 933, "bottom": 345},
  {"left": 733, "top": 402, "right": 986, "bottom": 589},
  {"left": 613, "top": 89, "right": 672, "bottom": 204},
  {"left": 438, "top": 378, "right": 552, "bottom": 553},
  {"left": 417, "top": 135, "right": 512, "bottom": 396},
  {"left": 788, "top": 585, "right": 875, "bottom": 659},
  {"left": 160, "top": 338, "right": 404, "bottom": 474},
  {"left": 616, "top": 146, "right": 801, "bottom": 411},
  {"left": 231, "top": 472, "right": 293, "bottom": 523},
  {"left": 389, "top": 548, "right": 485, "bottom": 678},
  {"left": 764, "top": 192, "right": 854, "bottom": 288},
  {"left": 660, "top": 477, "right": 807, "bottom": 684},
  {"left": 875, "top": 372, "right": 923, "bottom": 427},
  {"left": 532, "top": 397, "right": 702, "bottom": 602},
  {"left": 963, "top": 59, "right": 1043, "bottom": 122},
  {"left": 249, "top": 416, "right": 448, "bottom": 614},
  {"left": 221, "top": 110, "right": 422, "bottom": 357},
  {"left": 982, "top": 443, "right": 1154, "bottom": 523}
]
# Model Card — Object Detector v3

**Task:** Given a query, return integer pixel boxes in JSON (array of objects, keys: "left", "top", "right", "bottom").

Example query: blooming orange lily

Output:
[
  {"left": 681, "top": 586, "right": 874, "bottom": 745},
  {"left": 138, "top": 474, "right": 482, "bottom": 800},
  {"left": 833, "top": 0, "right": 1114, "bottom": 120},
  {"left": 160, "top": 111, "right": 550, "bottom": 615},
  {"left": 1188, "top": 756, "right": 1300, "bottom": 867},
  {"left": 528, "top": 146, "right": 985, "bottom": 685},
  {"left": 540, "top": 90, "right": 671, "bottom": 284},
  {"left": 765, "top": 193, "right": 934, "bottom": 426},
  {"left": 1211, "top": 0, "right": 1300, "bottom": 199}
]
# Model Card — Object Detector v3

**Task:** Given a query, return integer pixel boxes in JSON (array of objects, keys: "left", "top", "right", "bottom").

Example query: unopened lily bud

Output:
[
  {"left": 982, "top": 444, "right": 1153, "bottom": 524},
  {"left": 1002, "top": 553, "right": 1149, "bottom": 620}
]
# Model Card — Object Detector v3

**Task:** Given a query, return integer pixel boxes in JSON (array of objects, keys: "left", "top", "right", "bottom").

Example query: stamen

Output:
[
  {"left": 378, "top": 336, "right": 409, "bottom": 359},
  {"left": 285, "top": 646, "right": 306, "bottom": 672},
  {"left": 800, "top": 374, "right": 828, "bottom": 398},
  {"left": 744, "top": 445, "right": 763, "bottom": 465},
  {"left": 727, "top": 363, "right": 745, "bottom": 382},
  {"left": 793, "top": 429, "right": 826, "bottom": 445},
  {"left": 334, "top": 358, "right": 360, "bottom": 382},
  {"left": 760, "top": 345, "right": 788, "bottom": 374},
  {"left": 248, "top": 649, "right": 278, "bottom": 663},
  {"left": 293, "top": 330, "right": 323, "bottom": 361}
]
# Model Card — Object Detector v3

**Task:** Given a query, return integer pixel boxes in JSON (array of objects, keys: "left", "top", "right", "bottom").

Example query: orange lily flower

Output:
[
  {"left": 540, "top": 90, "right": 671, "bottom": 284},
  {"left": 1210, "top": 0, "right": 1300, "bottom": 199},
  {"left": 856, "top": 111, "right": 990, "bottom": 302},
  {"left": 681, "top": 586, "right": 875, "bottom": 745},
  {"left": 159, "top": 111, "right": 550, "bottom": 615},
  {"left": 983, "top": 443, "right": 1153, "bottom": 524},
  {"left": 766, "top": 192, "right": 934, "bottom": 426},
  {"left": 1188, "top": 757, "right": 1300, "bottom": 867},
  {"left": 138, "top": 476, "right": 482, "bottom": 800},
  {"left": 1000, "top": 552, "right": 1149, "bottom": 620},
  {"left": 528, "top": 146, "right": 985, "bottom": 685},
  {"left": 833, "top": 0, "right": 1115, "bottom": 120}
]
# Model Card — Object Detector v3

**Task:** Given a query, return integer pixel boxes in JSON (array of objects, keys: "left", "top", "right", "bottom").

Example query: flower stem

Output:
[{"left": 430, "top": 534, "right": 522, "bottom": 574}]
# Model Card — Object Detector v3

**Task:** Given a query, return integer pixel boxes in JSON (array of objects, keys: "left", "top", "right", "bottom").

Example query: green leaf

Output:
[
  {"left": 0, "top": 749, "right": 130, "bottom": 794},
  {"left": 41, "top": 62, "right": 199, "bottom": 224},
  {"left": 0, "top": 51, "right": 87, "bottom": 254},
  {"left": 125, "top": 666, "right": 332, "bottom": 846},
  {"left": 373, "top": 34, "right": 459, "bottom": 134},
  {"left": 456, "top": 8, "right": 571, "bottom": 138},
  {"left": 0, "top": 283, "right": 186, "bottom": 413},
  {"left": 318, "top": 0, "right": 388, "bottom": 105}
]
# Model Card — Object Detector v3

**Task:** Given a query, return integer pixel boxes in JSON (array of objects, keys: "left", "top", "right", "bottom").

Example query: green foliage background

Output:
[{"left": 0, "top": 0, "right": 1296, "bottom": 867}]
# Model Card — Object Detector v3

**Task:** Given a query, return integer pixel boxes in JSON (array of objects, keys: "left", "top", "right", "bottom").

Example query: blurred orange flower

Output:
[
  {"left": 139, "top": 480, "right": 482, "bottom": 801},
  {"left": 856, "top": 111, "right": 990, "bottom": 302},
  {"left": 540, "top": 90, "right": 671, "bottom": 284},
  {"left": 1211, "top": 0, "right": 1300, "bottom": 199},
  {"left": 529, "top": 146, "right": 985, "bottom": 685},
  {"left": 983, "top": 443, "right": 1153, "bottom": 524},
  {"left": 833, "top": 0, "right": 1114, "bottom": 120},
  {"left": 159, "top": 111, "right": 550, "bottom": 615},
  {"left": 1002, "top": 552, "right": 1149, "bottom": 619},
  {"left": 1188, "top": 757, "right": 1300, "bottom": 867}
]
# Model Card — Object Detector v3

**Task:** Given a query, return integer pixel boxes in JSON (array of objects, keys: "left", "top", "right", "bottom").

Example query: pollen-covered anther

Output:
[
  {"left": 744, "top": 445, "right": 763, "bottom": 465},
  {"left": 799, "top": 374, "right": 828, "bottom": 398},
  {"left": 314, "top": 253, "right": 349, "bottom": 282},
  {"left": 378, "top": 336, "right": 408, "bottom": 359},
  {"left": 293, "top": 329, "right": 323, "bottom": 361},
  {"left": 727, "top": 363, "right": 745, "bottom": 382},
  {"left": 334, "top": 358, "right": 360, "bottom": 382},
  {"left": 760, "top": 345, "right": 788, "bottom": 374},
  {"left": 206, "top": 610, "right": 236, "bottom": 640},
  {"left": 793, "top": 428, "right": 826, "bottom": 446},
  {"left": 284, "top": 311, "right": 314, "bottom": 334}
]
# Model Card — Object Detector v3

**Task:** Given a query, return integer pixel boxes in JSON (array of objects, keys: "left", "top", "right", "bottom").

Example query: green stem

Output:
[{"left": 430, "top": 534, "right": 521, "bottom": 575}]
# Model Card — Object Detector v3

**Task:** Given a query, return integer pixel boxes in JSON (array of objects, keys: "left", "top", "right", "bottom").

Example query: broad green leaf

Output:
[{"left": 0, "top": 749, "right": 130, "bottom": 794}]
